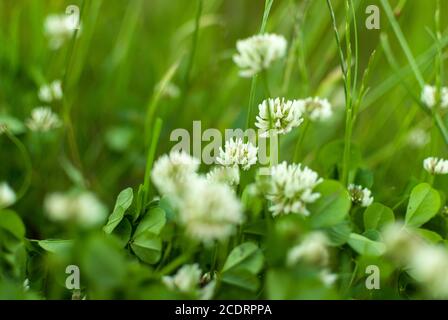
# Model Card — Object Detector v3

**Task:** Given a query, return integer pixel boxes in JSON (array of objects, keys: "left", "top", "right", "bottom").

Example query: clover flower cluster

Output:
[{"left": 348, "top": 184, "right": 374, "bottom": 207}]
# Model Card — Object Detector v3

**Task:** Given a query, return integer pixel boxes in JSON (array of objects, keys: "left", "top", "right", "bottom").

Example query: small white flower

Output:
[
  {"left": 178, "top": 178, "right": 243, "bottom": 243},
  {"left": 217, "top": 138, "right": 258, "bottom": 171},
  {"left": 421, "top": 85, "right": 448, "bottom": 109},
  {"left": 320, "top": 269, "right": 338, "bottom": 287},
  {"left": 44, "top": 14, "right": 81, "bottom": 50},
  {"left": 300, "top": 97, "right": 333, "bottom": 121},
  {"left": 206, "top": 166, "right": 240, "bottom": 186},
  {"left": 287, "top": 232, "right": 330, "bottom": 267},
  {"left": 423, "top": 157, "right": 448, "bottom": 175},
  {"left": 0, "top": 182, "right": 16, "bottom": 209},
  {"left": 26, "top": 107, "right": 62, "bottom": 132},
  {"left": 151, "top": 151, "right": 200, "bottom": 200},
  {"left": 407, "top": 128, "right": 430, "bottom": 148},
  {"left": 264, "top": 161, "right": 323, "bottom": 217},
  {"left": 44, "top": 190, "right": 107, "bottom": 227},
  {"left": 348, "top": 184, "right": 373, "bottom": 207},
  {"left": 255, "top": 98, "right": 304, "bottom": 137},
  {"left": 233, "top": 33, "right": 287, "bottom": 77},
  {"left": 162, "top": 264, "right": 202, "bottom": 293},
  {"left": 38, "top": 80, "right": 63, "bottom": 103}
]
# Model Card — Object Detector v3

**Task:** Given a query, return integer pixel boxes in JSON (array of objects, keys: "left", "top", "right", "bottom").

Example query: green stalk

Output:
[
  {"left": 245, "top": 0, "right": 274, "bottom": 130},
  {"left": 293, "top": 118, "right": 310, "bottom": 163},
  {"left": 143, "top": 118, "right": 163, "bottom": 205}
]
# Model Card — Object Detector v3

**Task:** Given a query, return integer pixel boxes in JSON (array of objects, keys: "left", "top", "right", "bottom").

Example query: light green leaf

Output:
[
  {"left": 347, "top": 233, "right": 386, "bottom": 256},
  {"left": 222, "top": 242, "right": 264, "bottom": 274},
  {"left": 405, "top": 183, "right": 441, "bottom": 227},
  {"left": 131, "top": 232, "right": 162, "bottom": 264},
  {"left": 134, "top": 207, "right": 166, "bottom": 238},
  {"left": 103, "top": 187, "right": 134, "bottom": 234},
  {"left": 309, "top": 180, "right": 351, "bottom": 228},
  {"left": 364, "top": 202, "right": 395, "bottom": 231},
  {"left": 38, "top": 239, "right": 74, "bottom": 254},
  {"left": 0, "top": 210, "right": 25, "bottom": 239},
  {"left": 415, "top": 228, "right": 443, "bottom": 243}
]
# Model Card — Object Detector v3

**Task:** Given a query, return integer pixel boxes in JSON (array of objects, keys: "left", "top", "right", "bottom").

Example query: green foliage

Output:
[{"left": 405, "top": 183, "right": 441, "bottom": 227}]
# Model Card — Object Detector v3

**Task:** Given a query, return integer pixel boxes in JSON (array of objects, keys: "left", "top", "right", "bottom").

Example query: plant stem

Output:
[
  {"left": 143, "top": 118, "right": 163, "bottom": 205},
  {"left": 293, "top": 118, "right": 310, "bottom": 163}
]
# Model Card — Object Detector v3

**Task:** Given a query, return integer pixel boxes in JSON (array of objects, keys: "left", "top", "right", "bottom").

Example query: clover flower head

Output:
[
  {"left": 255, "top": 98, "right": 304, "bottom": 137},
  {"left": 421, "top": 85, "right": 448, "bottom": 109},
  {"left": 178, "top": 178, "right": 243, "bottom": 244},
  {"left": 217, "top": 138, "right": 258, "bottom": 171},
  {"left": 264, "top": 161, "right": 323, "bottom": 217},
  {"left": 423, "top": 157, "right": 448, "bottom": 175},
  {"left": 206, "top": 166, "right": 240, "bottom": 186},
  {"left": 0, "top": 182, "right": 16, "bottom": 209},
  {"left": 26, "top": 107, "right": 62, "bottom": 132},
  {"left": 287, "top": 232, "right": 330, "bottom": 267},
  {"left": 348, "top": 184, "right": 373, "bottom": 207},
  {"left": 301, "top": 97, "right": 333, "bottom": 121},
  {"left": 407, "top": 128, "right": 430, "bottom": 148},
  {"left": 44, "top": 14, "right": 81, "bottom": 50},
  {"left": 38, "top": 80, "right": 63, "bottom": 103},
  {"left": 44, "top": 190, "right": 107, "bottom": 227},
  {"left": 233, "top": 33, "right": 287, "bottom": 77},
  {"left": 151, "top": 151, "right": 200, "bottom": 199},
  {"left": 162, "top": 264, "right": 202, "bottom": 293}
]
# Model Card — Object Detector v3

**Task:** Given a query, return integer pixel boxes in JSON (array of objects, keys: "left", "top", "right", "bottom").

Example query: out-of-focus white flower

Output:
[
  {"left": 44, "top": 190, "right": 107, "bottom": 227},
  {"left": 162, "top": 264, "right": 202, "bottom": 293},
  {"left": 409, "top": 245, "right": 448, "bottom": 298},
  {"left": 44, "top": 14, "right": 81, "bottom": 50},
  {"left": 151, "top": 151, "right": 200, "bottom": 200},
  {"left": 407, "top": 128, "right": 430, "bottom": 148},
  {"left": 23, "top": 279, "right": 30, "bottom": 292},
  {"left": 348, "top": 184, "right": 373, "bottom": 207},
  {"left": 206, "top": 166, "right": 240, "bottom": 186},
  {"left": 423, "top": 157, "right": 448, "bottom": 175},
  {"left": 300, "top": 97, "right": 333, "bottom": 122},
  {"left": 320, "top": 269, "right": 337, "bottom": 287},
  {"left": 265, "top": 161, "right": 322, "bottom": 217},
  {"left": 287, "top": 232, "right": 330, "bottom": 267},
  {"left": 178, "top": 178, "right": 242, "bottom": 243},
  {"left": 382, "top": 222, "right": 421, "bottom": 263},
  {"left": 255, "top": 98, "right": 304, "bottom": 137},
  {"left": 38, "top": 80, "right": 63, "bottom": 103},
  {"left": 233, "top": 33, "right": 287, "bottom": 77},
  {"left": 421, "top": 85, "right": 448, "bottom": 109},
  {"left": 0, "top": 182, "right": 16, "bottom": 209},
  {"left": 26, "top": 107, "right": 62, "bottom": 132},
  {"left": 217, "top": 138, "right": 258, "bottom": 171}
]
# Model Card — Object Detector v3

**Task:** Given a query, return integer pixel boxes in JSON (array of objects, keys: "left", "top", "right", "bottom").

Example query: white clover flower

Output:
[
  {"left": 348, "top": 184, "right": 373, "bottom": 207},
  {"left": 300, "top": 97, "right": 333, "bottom": 121},
  {"left": 162, "top": 264, "right": 202, "bottom": 293},
  {"left": 206, "top": 166, "right": 240, "bottom": 186},
  {"left": 255, "top": 98, "right": 304, "bottom": 137},
  {"left": 423, "top": 157, "right": 448, "bottom": 175},
  {"left": 382, "top": 222, "right": 421, "bottom": 263},
  {"left": 287, "top": 232, "right": 330, "bottom": 267},
  {"left": 151, "top": 151, "right": 200, "bottom": 200},
  {"left": 233, "top": 33, "right": 287, "bottom": 77},
  {"left": 44, "top": 14, "right": 81, "bottom": 50},
  {"left": 421, "top": 85, "right": 448, "bottom": 109},
  {"left": 38, "top": 80, "right": 63, "bottom": 103},
  {"left": 178, "top": 178, "right": 243, "bottom": 243},
  {"left": 407, "top": 128, "right": 430, "bottom": 148},
  {"left": 44, "top": 190, "right": 107, "bottom": 227},
  {"left": 320, "top": 269, "right": 337, "bottom": 287},
  {"left": 26, "top": 107, "right": 62, "bottom": 132},
  {"left": 264, "top": 161, "right": 323, "bottom": 217},
  {"left": 0, "top": 182, "right": 16, "bottom": 209},
  {"left": 217, "top": 138, "right": 258, "bottom": 171}
]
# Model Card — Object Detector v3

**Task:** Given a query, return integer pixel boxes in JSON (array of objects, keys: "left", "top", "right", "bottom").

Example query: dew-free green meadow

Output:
[{"left": 1, "top": 0, "right": 448, "bottom": 300}]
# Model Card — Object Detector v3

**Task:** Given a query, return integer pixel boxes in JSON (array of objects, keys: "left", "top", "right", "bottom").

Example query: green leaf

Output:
[
  {"left": 363, "top": 202, "right": 395, "bottom": 231},
  {"left": 38, "top": 239, "right": 74, "bottom": 254},
  {"left": 0, "top": 114, "right": 26, "bottom": 134},
  {"left": 113, "top": 218, "right": 132, "bottom": 248},
  {"left": 415, "top": 228, "right": 443, "bottom": 243},
  {"left": 347, "top": 233, "right": 386, "bottom": 257},
  {"left": 0, "top": 210, "right": 25, "bottom": 239},
  {"left": 222, "top": 242, "right": 263, "bottom": 274},
  {"left": 309, "top": 180, "right": 351, "bottom": 228},
  {"left": 103, "top": 187, "right": 134, "bottom": 234},
  {"left": 325, "top": 220, "right": 352, "bottom": 246},
  {"left": 405, "top": 183, "right": 441, "bottom": 227},
  {"left": 131, "top": 232, "right": 162, "bottom": 264},
  {"left": 318, "top": 140, "right": 362, "bottom": 176},
  {"left": 220, "top": 270, "right": 260, "bottom": 292},
  {"left": 134, "top": 207, "right": 166, "bottom": 238}
]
